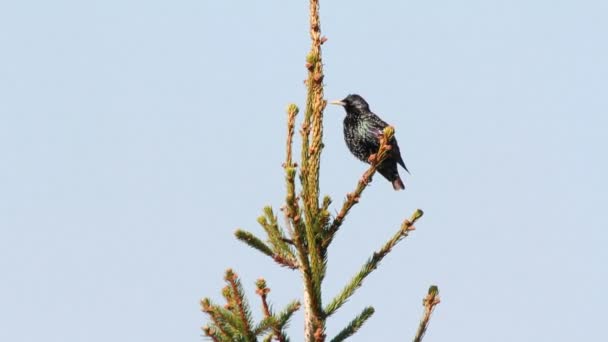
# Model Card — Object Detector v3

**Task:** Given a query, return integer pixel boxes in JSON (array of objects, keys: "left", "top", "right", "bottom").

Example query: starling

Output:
[{"left": 330, "top": 94, "right": 409, "bottom": 190}]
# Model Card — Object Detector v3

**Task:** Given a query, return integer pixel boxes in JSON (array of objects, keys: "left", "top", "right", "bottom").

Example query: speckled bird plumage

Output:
[{"left": 332, "top": 94, "right": 409, "bottom": 190}]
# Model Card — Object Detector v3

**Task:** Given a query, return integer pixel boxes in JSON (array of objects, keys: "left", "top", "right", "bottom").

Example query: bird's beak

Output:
[{"left": 329, "top": 100, "right": 345, "bottom": 106}]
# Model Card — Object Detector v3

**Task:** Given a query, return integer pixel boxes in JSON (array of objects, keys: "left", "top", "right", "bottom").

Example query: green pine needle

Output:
[
  {"left": 330, "top": 306, "right": 375, "bottom": 342},
  {"left": 254, "top": 316, "right": 278, "bottom": 335},
  {"left": 325, "top": 211, "right": 420, "bottom": 316},
  {"left": 224, "top": 270, "right": 256, "bottom": 341},
  {"left": 234, "top": 230, "right": 274, "bottom": 258},
  {"left": 276, "top": 300, "right": 301, "bottom": 328}
]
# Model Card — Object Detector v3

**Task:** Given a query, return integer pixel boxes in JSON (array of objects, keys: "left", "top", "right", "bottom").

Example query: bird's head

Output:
[{"left": 330, "top": 94, "right": 370, "bottom": 115}]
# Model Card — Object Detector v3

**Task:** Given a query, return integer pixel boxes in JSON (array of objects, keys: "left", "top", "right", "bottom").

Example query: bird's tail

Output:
[{"left": 392, "top": 176, "right": 405, "bottom": 191}]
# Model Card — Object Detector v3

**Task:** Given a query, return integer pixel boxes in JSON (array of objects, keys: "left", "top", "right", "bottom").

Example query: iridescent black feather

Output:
[{"left": 334, "top": 94, "right": 408, "bottom": 190}]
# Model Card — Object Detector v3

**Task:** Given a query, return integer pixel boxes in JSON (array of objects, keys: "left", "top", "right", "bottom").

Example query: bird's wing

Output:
[
  {"left": 367, "top": 112, "right": 389, "bottom": 130},
  {"left": 364, "top": 113, "right": 389, "bottom": 140},
  {"left": 366, "top": 112, "right": 410, "bottom": 173},
  {"left": 370, "top": 111, "right": 410, "bottom": 174}
]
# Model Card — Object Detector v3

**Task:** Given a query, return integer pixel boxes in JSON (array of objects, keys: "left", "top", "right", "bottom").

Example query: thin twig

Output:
[
  {"left": 256, "top": 279, "right": 287, "bottom": 342},
  {"left": 285, "top": 104, "right": 298, "bottom": 169},
  {"left": 413, "top": 286, "right": 441, "bottom": 342},
  {"left": 225, "top": 270, "right": 254, "bottom": 338},
  {"left": 329, "top": 307, "right": 375, "bottom": 342},
  {"left": 234, "top": 229, "right": 298, "bottom": 270},
  {"left": 201, "top": 298, "right": 232, "bottom": 340},
  {"left": 324, "top": 209, "right": 422, "bottom": 316},
  {"left": 322, "top": 127, "right": 396, "bottom": 249},
  {"left": 202, "top": 326, "right": 221, "bottom": 342}
]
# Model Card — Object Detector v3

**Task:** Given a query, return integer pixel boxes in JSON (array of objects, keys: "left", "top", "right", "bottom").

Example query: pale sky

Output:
[{"left": 1, "top": 1, "right": 607, "bottom": 341}]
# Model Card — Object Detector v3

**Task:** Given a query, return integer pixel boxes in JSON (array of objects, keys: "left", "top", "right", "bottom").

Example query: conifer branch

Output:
[
  {"left": 304, "top": 214, "right": 324, "bottom": 316},
  {"left": 276, "top": 300, "right": 302, "bottom": 329},
  {"left": 284, "top": 104, "right": 299, "bottom": 215},
  {"left": 202, "top": 275, "right": 302, "bottom": 342},
  {"left": 255, "top": 316, "right": 279, "bottom": 337},
  {"left": 201, "top": 298, "right": 243, "bottom": 340},
  {"left": 413, "top": 286, "right": 440, "bottom": 342},
  {"left": 284, "top": 171, "right": 311, "bottom": 272},
  {"left": 305, "top": 0, "right": 326, "bottom": 216},
  {"left": 235, "top": 230, "right": 274, "bottom": 257},
  {"left": 284, "top": 187, "right": 316, "bottom": 339},
  {"left": 257, "top": 300, "right": 301, "bottom": 342},
  {"left": 329, "top": 307, "right": 375, "bottom": 342},
  {"left": 298, "top": 1, "right": 327, "bottom": 340},
  {"left": 324, "top": 209, "right": 422, "bottom": 317},
  {"left": 202, "top": 325, "right": 222, "bottom": 342},
  {"left": 323, "top": 126, "right": 396, "bottom": 249},
  {"left": 259, "top": 207, "right": 298, "bottom": 264},
  {"left": 234, "top": 229, "right": 298, "bottom": 269},
  {"left": 299, "top": 89, "right": 313, "bottom": 230},
  {"left": 283, "top": 146, "right": 317, "bottom": 341},
  {"left": 255, "top": 278, "right": 292, "bottom": 342},
  {"left": 256, "top": 279, "right": 272, "bottom": 318},
  {"left": 285, "top": 104, "right": 298, "bottom": 170},
  {"left": 283, "top": 103, "right": 314, "bottom": 279},
  {"left": 215, "top": 306, "right": 246, "bottom": 338},
  {"left": 224, "top": 269, "right": 256, "bottom": 341}
]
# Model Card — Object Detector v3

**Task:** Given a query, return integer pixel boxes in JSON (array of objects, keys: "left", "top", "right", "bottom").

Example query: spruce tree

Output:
[{"left": 201, "top": 1, "right": 440, "bottom": 341}]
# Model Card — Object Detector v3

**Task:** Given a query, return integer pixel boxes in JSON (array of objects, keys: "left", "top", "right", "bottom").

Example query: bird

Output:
[{"left": 330, "top": 94, "right": 409, "bottom": 190}]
